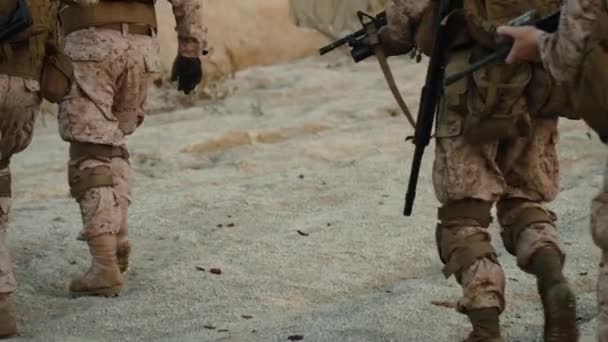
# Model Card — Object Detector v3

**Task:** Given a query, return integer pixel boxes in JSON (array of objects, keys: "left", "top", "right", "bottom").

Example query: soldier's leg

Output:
[
  {"left": 66, "top": 144, "right": 124, "bottom": 297},
  {"left": 110, "top": 32, "right": 159, "bottom": 274},
  {"left": 433, "top": 125, "right": 506, "bottom": 341},
  {"left": 499, "top": 117, "right": 577, "bottom": 342},
  {"left": 597, "top": 251, "right": 608, "bottom": 342},
  {"left": 590, "top": 159, "right": 608, "bottom": 341},
  {"left": 0, "top": 165, "right": 16, "bottom": 338},
  {"left": 0, "top": 76, "right": 42, "bottom": 336},
  {"left": 437, "top": 200, "right": 504, "bottom": 342},
  {"left": 112, "top": 156, "right": 131, "bottom": 273},
  {"left": 58, "top": 29, "right": 132, "bottom": 297}
]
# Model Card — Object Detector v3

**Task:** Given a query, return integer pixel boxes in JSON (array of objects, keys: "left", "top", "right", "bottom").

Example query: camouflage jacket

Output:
[
  {"left": 384, "top": 0, "right": 431, "bottom": 52},
  {"left": 167, "top": 0, "right": 206, "bottom": 58},
  {"left": 538, "top": 0, "right": 606, "bottom": 82}
]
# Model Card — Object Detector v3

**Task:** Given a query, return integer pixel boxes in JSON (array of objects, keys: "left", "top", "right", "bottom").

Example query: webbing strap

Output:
[
  {"left": 70, "top": 142, "right": 129, "bottom": 161},
  {"left": 374, "top": 46, "right": 416, "bottom": 129},
  {"left": 439, "top": 199, "right": 493, "bottom": 227},
  {"left": 365, "top": 18, "right": 415, "bottom": 129},
  {"left": 502, "top": 206, "right": 554, "bottom": 245},
  {"left": 0, "top": 174, "right": 10, "bottom": 198},
  {"left": 440, "top": 229, "right": 497, "bottom": 278},
  {"left": 60, "top": 1, "right": 157, "bottom": 36},
  {"left": 68, "top": 165, "right": 114, "bottom": 199}
]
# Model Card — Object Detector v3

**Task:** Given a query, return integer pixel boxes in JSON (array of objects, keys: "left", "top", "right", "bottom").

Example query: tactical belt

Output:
[
  {"left": 95, "top": 23, "right": 155, "bottom": 37},
  {"left": 60, "top": 1, "right": 157, "bottom": 36},
  {"left": 69, "top": 142, "right": 130, "bottom": 161}
]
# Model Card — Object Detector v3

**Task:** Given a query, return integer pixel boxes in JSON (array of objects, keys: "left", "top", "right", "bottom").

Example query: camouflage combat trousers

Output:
[
  {"left": 433, "top": 109, "right": 563, "bottom": 313},
  {"left": 58, "top": 28, "right": 160, "bottom": 241},
  {"left": 0, "top": 76, "right": 41, "bottom": 293},
  {"left": 592, "top": 158, "right": 608, "bottom": 341}
]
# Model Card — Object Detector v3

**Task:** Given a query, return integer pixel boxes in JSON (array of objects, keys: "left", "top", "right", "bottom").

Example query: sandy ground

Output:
[{"left": 5, "top": 54, "right": 607, "bottom": 341}]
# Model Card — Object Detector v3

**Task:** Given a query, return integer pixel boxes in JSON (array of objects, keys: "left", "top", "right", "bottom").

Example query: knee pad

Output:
[
  {"left": 437, "top": 199, "right": 497, "bottom": 279},
  {"left": 497, "top": 199, "right": 556, "bottom": 255},
  {"left": 68, "top": 142, "right": 129, "bottom": 199}
]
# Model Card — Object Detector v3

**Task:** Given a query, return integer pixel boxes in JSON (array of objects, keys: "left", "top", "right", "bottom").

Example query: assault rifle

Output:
[
  {"left": 403, "top": 0, "right": 461, "bottom": 216},
  {"left": 319, "top": 11, "right": 416, "bottom": 129},
  {"left": 319, "top": 11, "right": 387, "bottom": 62},
  {"left": 444, "top": 10, "right": 561, "bottom": 86},
  {"left": 0, "top": 0, "right": 32, "bottom": 42}
]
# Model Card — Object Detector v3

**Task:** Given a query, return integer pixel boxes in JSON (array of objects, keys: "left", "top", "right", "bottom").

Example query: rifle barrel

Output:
[{"left": 404, "top": 146, "right": 424, "bottom": 216}]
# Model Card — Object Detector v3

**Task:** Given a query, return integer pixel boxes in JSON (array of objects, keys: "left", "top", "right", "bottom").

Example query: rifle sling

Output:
[{"left": 373, "top": 45, "right": 416, "bottom": 129}]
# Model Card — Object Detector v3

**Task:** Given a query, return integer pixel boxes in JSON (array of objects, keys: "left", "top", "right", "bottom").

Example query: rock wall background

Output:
[{"left": 155, "top": 0, "right": 327, "bottom": 79}]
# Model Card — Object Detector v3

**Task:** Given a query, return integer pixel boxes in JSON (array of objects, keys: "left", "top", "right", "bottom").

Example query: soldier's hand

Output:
[
  {"left": 497, "top": 25, "right": 544, "bottom": 64},
  {"left": 171, "top": 56, "right": 203, "bottom": 95}
]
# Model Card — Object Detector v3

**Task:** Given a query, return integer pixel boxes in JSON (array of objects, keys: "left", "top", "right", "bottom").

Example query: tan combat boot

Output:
[
  {"left": 116, "top": 239, "right": 131, "bottom": 274},
  {"left": 465, "top": 308, "right": 503, "bottom": 342},
  {"left": 531, "top": 248, "right": 579, "bottom": 342},
  {"left": 0, "top": 294, "right": 17, "bottom": 339},
  {"left": 70, "top": 234, "right": 123, "bottom": 297}
]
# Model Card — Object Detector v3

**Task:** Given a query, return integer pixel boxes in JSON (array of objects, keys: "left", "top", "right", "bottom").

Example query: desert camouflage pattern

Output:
[
  {"left": 0, "top": 76, "right": 42, "bottom": 293},
  {"left": 386, "top": 0, "right": 564, "bottom": 313},
  {"left": 168, "top": 0, "right": 207, "bottom": 58},
  {"left": 592, "top": 159, "right": 608, "bottom": 341},
  {"left": 58, "top": 0, "right": 204, "bottom": 241},
  {"left": 384, "top": 0, "right": 431, "bottom": 52},
  {"left": 538, "top": 0, "right": 606, "bottom": 82},
  {"left": 538, "top": 0, "right": 608, "bottom": 339},
  {"left": 70, "top": 0, "right": 206, "bottom": 58}
]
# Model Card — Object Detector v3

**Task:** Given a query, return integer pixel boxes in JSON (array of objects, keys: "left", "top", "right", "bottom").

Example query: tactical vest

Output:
[
  {"left": 0, "top": 0, "right": 60, "bottom": 80},
  {"left": 463, "top": 0, "right": 561, "bottom": 48},
  {"left": 429, "top": 0, "right": 563, "bottom": 143},
  {"left": 60, "top": 0, "right": 158, "bottom": 36}
]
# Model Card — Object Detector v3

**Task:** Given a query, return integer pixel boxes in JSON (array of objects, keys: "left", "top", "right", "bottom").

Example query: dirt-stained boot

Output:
[
  {"left": 531, "top": 248, "right": 578, "bottom": 342},
  {"left": 116, "top": 239, "right": 130, "bottom": 274},
  {"left": 465, "top": 308, "right": 503, "bottom": 342},
  {"left": 0, "top": 294, "right": 17, "bottom": 339},
  {"left": 70, "top": 234, "right": 123, "bottom": 298}
]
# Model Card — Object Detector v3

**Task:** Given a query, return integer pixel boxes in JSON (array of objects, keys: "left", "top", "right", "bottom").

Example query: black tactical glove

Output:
[{"left": 171, "top": 56, "right": 203, "bottom": 95}]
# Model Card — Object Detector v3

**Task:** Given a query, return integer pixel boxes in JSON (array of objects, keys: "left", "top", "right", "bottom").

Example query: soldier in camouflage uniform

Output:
[
  {"left": 0, "top": 0, "right": 74, "bottom": 337},
  {"left": 381, "top": 1, "right": 579, "bottom": 341},
  {"left": 499, "top": 0, "right": 608, "bottom": 339},
  {"left": 58, "top": 0, "right": 206, "bottom": 298}
]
